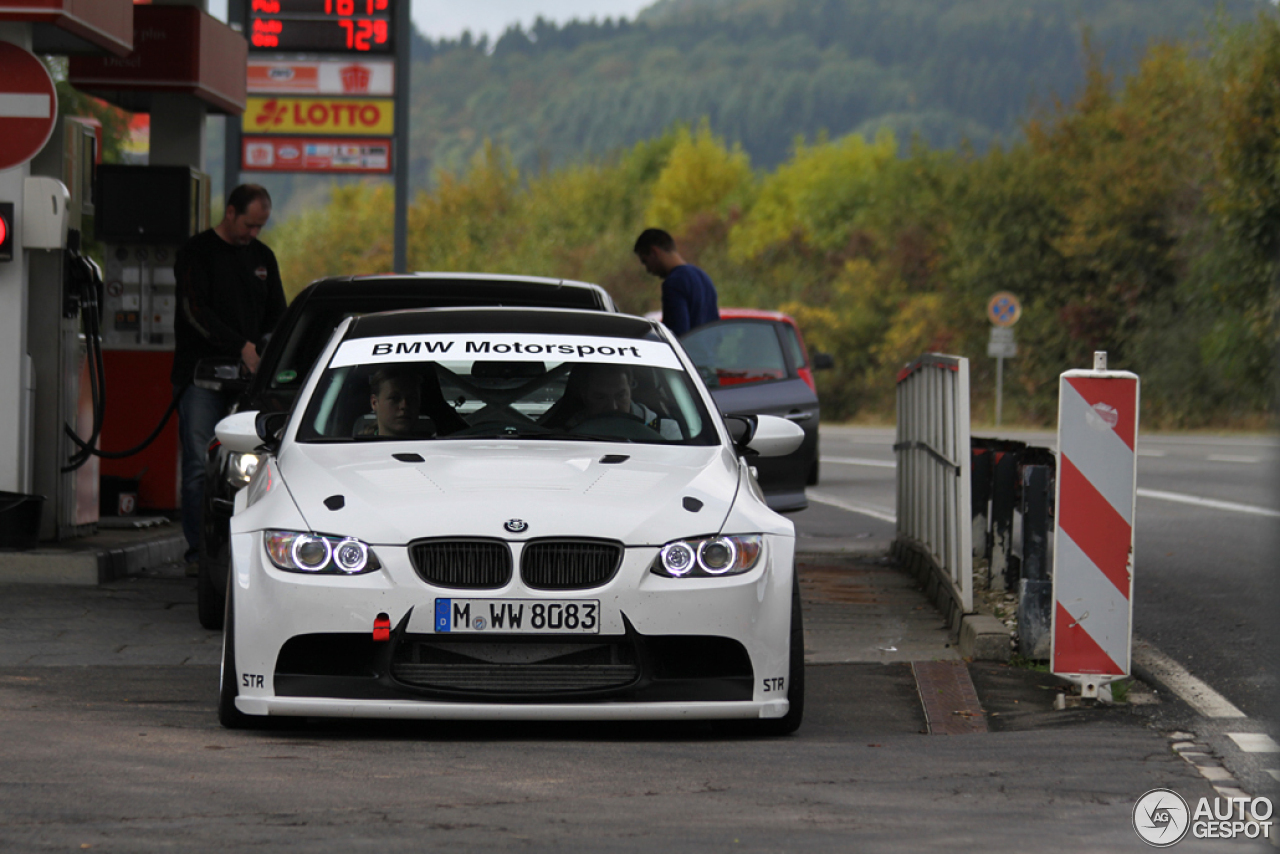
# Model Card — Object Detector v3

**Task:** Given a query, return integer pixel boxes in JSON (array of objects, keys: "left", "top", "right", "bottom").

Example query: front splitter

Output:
[{"left": 237, "top": 697, "right": 789, "bottom": 721}]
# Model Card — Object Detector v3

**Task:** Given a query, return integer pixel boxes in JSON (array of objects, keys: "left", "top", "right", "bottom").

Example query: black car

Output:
[
  {"left": 678, "top": 310, "right": 832, "bottom": 513},
  {"left": 195, "top": 273, "right": 617, "bottom": 629}
]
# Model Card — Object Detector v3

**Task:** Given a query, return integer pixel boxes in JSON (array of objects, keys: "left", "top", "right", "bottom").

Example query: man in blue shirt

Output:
[{"left": 634, "top": 228, "right": 719, "bottom": 335}]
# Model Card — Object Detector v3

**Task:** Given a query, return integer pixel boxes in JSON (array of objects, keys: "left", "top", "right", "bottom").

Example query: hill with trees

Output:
[
  {"left": 236, "top": 0, "right": 1264, "bottom": 218},
  {"left": 269, "top": 10, "right": 1280, "bottom": 428},
  {"left": 403, "top": 0, "right": 1262, "bottom": 184}
]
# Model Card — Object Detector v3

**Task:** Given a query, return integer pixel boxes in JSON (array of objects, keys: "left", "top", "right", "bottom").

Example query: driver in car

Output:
[
  {"left": 366, "top": 365, "right": 427, "bottom": 437},
  {"left": 569, "top": 363, "right": 682, "bottom": 440}
]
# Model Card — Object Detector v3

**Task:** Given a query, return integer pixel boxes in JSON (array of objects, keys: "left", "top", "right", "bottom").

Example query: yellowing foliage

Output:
[
  {"left": 270, "top": 16, "right": 1278, "bottom": 427},
  {"left": 729, "top": 130, "right": 899, "bottom": 262},
  {"left": 643, "top": 122, "right": 753, "bottom": 231}
]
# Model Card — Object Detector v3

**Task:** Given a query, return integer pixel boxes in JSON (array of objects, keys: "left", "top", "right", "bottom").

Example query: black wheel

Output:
[
  {"left": 218, "top": 584, "right": 266, "bottom": 729},
  {"left": 197, "top": 558, "right": 225, "bottom": 630},
  {"left": 756, "top": 570, "right": 805, "bottom": 736}
]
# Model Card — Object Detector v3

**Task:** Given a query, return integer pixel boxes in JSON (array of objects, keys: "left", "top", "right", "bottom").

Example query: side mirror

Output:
[
  {"left": 216, "top": 410, "right": 287, "bottom": 455},
  {"left": 724, "top": 414, "right": 758, "bottom": 451},
  {"left": 215, "top": 411, "right": 263, "bottom": 455},
  {"left": 194, "top": 357, "right": 249, "bottom": 394},
  {"left": 811, "top": 351, "right": 834, "bottom": 371},
  {"left": 255, "top": 411, "right": 288, "bottom": 448},
  {"left": 745, "top": 414, "right": 805, "bottom": 457}
]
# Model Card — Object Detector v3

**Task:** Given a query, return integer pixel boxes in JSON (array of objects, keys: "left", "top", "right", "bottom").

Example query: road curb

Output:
[
  {"left": 958, "top": 614, "right": 1011, "bottom": 662},
  {"left": 0, "top": 528, "right": 186, "bottom": 585}
]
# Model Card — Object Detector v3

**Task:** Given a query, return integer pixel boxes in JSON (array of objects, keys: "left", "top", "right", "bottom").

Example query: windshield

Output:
[{"left": 296, "top": 331, "right": 717, "bottom": 445}]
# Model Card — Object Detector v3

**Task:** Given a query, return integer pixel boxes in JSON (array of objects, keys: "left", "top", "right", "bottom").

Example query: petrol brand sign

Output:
[
  {"left": 242, "top": 136, "right": 391, "bottom": 174},
  {"left": 247, "top": 60, "right": 394, "bottom": 96},
  {"left": 243, "top": 96, "right": 393, "bottom": 136}
]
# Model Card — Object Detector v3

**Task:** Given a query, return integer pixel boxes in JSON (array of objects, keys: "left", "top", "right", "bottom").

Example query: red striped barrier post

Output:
[{"left": 1051, "top": 352, "right": 1139, "bottom": 696}]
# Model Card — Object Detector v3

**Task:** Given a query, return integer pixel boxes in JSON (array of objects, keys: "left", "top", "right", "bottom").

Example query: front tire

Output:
[
  {"left": 197, "top": 558, "right": 225, "bottom": 630},
  {"left": 756, "top": 570, "right": 805, "bottom": 736},
  {"left": 218, "top": 584, "right": 265, "bottom": 729}
]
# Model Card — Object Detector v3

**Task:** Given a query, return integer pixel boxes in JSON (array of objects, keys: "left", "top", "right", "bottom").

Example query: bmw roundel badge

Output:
[{"left": 504, "top": 519, "right": 528, "bottom": 534}]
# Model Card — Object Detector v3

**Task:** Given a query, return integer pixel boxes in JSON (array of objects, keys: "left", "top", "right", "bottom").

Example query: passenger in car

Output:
[
  {"left": 362, "top": 364, "right": 468, "bottom": 438},
  {"left": 366, "top": 365, "right": 423, "bottom": 437}
]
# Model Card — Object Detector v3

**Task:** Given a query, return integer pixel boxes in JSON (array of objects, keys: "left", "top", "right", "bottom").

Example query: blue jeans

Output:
[{"left": 177, "top": 384, "right": 230, "bottom": 563}]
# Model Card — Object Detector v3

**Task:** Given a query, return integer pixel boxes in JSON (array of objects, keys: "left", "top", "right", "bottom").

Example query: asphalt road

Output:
[
  {"left": 0, "top": 425, "right": 1274, "bottom": 851},
  {"left": 799, "top": 426, "right": 1280, "bottom": 717},
  {"left": 0, "top": 577, "right": 1246, "bottom": 854}
]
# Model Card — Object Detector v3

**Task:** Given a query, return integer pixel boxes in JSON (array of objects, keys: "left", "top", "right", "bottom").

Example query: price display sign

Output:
[{"left": 247, "top": 0, "right": 394, "bottom": 54}]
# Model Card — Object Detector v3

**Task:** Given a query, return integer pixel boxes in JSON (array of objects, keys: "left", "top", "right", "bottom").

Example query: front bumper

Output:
[{"left": 228, "top": 530, "right": 796, "bottom": 721}]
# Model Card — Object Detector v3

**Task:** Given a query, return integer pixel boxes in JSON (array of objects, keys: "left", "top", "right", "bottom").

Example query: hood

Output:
[{"left": 275, "top": 440, "right": 741, "bottom": 546}]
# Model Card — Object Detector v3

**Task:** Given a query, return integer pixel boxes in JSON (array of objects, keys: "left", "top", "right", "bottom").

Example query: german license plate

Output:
[{"left": 433, "top": 598, "right": 600, "bottom": 634}]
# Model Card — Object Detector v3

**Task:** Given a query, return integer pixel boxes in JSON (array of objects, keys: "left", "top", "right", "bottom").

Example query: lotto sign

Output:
[
  {"left": 242, "top": 136, "right": 391, "bottom": 173},
  {"left": 243, "top": 96, "right": 394, "bottom": 136},
  {"left": 0, "top": 42, "right": 58, "bottom": 172},
  {"left": 1051, "top": 365, "right": 1140, "bottom": 681}
]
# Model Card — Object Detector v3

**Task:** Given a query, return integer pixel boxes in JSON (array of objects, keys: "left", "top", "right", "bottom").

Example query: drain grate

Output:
[{"left": 912, "top": 660, "right": 988, "bottom": 735}]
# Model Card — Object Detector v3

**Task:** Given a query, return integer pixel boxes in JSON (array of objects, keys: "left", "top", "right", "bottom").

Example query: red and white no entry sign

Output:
[{"left": 0, "top": 42, "right": 58, "bottom": 173}]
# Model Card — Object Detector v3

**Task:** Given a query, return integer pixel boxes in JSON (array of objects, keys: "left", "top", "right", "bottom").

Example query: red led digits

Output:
[
  {"left": 324, "top": 0, "right": 389, "bottom": 17},
  {"left": 249, "top": 0, "right": 392, "bottom": 53}
]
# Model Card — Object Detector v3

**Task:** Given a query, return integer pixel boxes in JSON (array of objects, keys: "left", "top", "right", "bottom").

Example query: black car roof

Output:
[
  {"left": 294, "top": 273, "right": 614, "bottom": 310},
  {"left": 345, "top": 307, "right": 660, "bottom": 340}
]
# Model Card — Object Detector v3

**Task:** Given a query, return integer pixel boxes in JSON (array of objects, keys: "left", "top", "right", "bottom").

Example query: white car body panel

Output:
[
  {"left": 221, "top": 308, "right": 800, "bottom": 725},
  {"left": 271, "top": 441, "right": 765, "bottom": 545}
]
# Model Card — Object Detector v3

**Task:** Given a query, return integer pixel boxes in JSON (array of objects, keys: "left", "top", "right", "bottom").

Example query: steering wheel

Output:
[{"left": 568, "top": 412, "right": 663, "bottom": 441}]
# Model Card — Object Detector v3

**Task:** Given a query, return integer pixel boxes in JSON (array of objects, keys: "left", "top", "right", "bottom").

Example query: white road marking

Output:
[
  {"left": 1207, "top": 454, "right": 1262, "bottom": 464},
  {"left": 1132, "top": 637, "right": 1247, "bottom": 718},
  {"left": 807, "top": 491, "right": 897, "bottom": 523},
  {"left": 1136, "top": 488, "right": 1280, "bottom": 518},
  {"left": 820, "top": 456, "right": 896, "bottom": 468},
  {"left": 1267, "top": 770, "right": 1280, "bottom": 783},
  {"left": 1227, "top": 733, "right": 1280, "bottom": 753}
]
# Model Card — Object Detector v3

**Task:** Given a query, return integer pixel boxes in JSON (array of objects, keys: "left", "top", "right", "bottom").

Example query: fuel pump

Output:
[
  {"left": 93, "top": 165, "right": 209, "bottom": 515},
  {"left": 26, "top": 116, "right": 100, "bottom": 540}
]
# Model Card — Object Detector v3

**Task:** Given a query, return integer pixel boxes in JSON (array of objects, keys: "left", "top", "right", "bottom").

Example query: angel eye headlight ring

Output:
[
  {"left": 265, "top": 531, "right": 381, "bottom": 575},
  {"left": 697, "top": 538, "right": 737, "bottom": 574},
  {"left": 659, "top": 541, "right": 696, "bottom": 577},
  {"left": 651, "top": 535, "right": 764, "bottom": 578},
  {"left": 291, "top": 534, "right": 332, "bottom": 571},
  {"left": 333, "top": 538, "right": 369, "bottom": 574}
]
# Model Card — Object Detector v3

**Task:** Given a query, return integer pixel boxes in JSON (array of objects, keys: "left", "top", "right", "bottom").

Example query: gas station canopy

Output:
[
  {"left": 67, "top": 5, "right": 248, "bottom": 115},
  {"left": 0, "top": 0, "right": 135, "bottom": 57}
]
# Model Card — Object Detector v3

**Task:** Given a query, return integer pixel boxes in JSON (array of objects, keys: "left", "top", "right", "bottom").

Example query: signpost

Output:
[
  {"left": 0, "top": 42, "right": 58, "bottom": 172},
  {"left": 230, "top": 0, "right": 409, "bottom": 270},
  {"left": 986, "top": 292, "right": 1021, "bottom": 426}
]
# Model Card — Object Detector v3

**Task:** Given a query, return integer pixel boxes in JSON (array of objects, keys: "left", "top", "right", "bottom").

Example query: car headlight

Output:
[
  {"left": 651, "top": 534, "right": 764, "bottom": 578},
  {"left": 264, "top": 531, "right": 382, "bottom": 575},
  {"left": 226, "top": 451, "right": 261, "bottom": 488}
]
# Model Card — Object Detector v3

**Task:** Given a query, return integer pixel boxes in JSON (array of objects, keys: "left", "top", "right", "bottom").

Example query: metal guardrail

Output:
[{"left": 894, "top": 353, "right": 973, "bottom": 616}]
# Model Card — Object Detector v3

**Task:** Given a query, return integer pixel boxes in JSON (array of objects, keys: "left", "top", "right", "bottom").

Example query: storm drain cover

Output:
[{"left": 912, "top": 660, "right": 988, "bottom": 735}]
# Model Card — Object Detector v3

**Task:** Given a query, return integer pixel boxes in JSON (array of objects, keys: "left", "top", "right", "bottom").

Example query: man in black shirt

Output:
[{"left": 172, "top": 184, "right": 286, "bottom": 568}]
